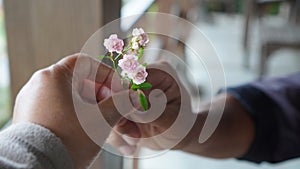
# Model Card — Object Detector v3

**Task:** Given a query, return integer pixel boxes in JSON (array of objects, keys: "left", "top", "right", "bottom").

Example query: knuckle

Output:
[
  {"left": 31, "top": 64, "right": 72, "bottom": 83},
  {"left": 50, "top": 63, "right": 73, "bottom": 82},
  {"left": 32, "top": 68, "right": 51, "bottom": 80},
  {"left": 160, "top": 61, "right": 175, "bottom": 72},
  {"left": 160, "top": 61, "right": 172, "bottom": 67}
]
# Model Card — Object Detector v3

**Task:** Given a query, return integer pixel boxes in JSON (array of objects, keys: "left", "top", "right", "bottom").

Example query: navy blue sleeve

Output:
[{"left": 226, "top": 73, "right": 300, "bottom": 163}]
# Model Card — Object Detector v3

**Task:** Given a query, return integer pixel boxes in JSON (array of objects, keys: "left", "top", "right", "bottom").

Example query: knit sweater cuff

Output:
[{"left": 0, "top": 122, "right": 73, "bottom": 169}]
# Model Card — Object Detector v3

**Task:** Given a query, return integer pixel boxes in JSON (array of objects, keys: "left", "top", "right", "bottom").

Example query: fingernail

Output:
[
  {"left": 119, "top": 145, "right": 135, "bottom": 155},
  {"left": 96, "top": 86, "right": 111, "bottom": 101},
  {"left": 122, "top": 134, "right": 139, "bottom": 146}
]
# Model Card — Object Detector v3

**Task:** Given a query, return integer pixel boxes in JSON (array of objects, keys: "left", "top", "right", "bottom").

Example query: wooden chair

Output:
[
  {"left": 243, "top": 0, "right": 296, "bottom": 68},
  {"left": 257, "top": 0, "right": 300, "bottom": 77},
  {"left": 259, "top": 23, "right": 300, "bottom": 77}
]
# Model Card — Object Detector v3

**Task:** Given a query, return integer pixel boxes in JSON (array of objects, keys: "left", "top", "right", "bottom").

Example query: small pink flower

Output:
[
  {"left": 131, "top": 65, "right": 148, "bottom": 85},
  {"left": 104, "top": 34, "right": 124, "bottom": 53},
  {"left": 118, "top": 54, "right": 139, "bottom": 73},
  {"left": 132, "top": 28, "right": 149, "bottom": 47},
  {"left": 126, "top": 48, "right": 139, "bottom": 55},
  {"left": 131, "top": 41, "right": 139, "bottom": 50}
]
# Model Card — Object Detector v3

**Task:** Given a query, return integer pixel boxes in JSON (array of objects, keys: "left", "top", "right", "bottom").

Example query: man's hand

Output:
[
  {"left": 107, "top": 62, "right": 254, "bottom": 159},
  {"left": 107, "top": 62, "right": 198, "bottom": 155},
  {"left": 12, "top": 53, "right": 122, "bottom": 168}
]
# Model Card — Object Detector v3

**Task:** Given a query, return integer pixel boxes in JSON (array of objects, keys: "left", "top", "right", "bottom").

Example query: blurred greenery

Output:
[
  {"left": 0, "top": 20, "right": 3, "bottom": 41},
  {"left": 0, "top": 86, "right": 10, "bottom": 128},
  {"left": 206, "top": 0, "right": 279, "bottom": 15},
  {"left": 264, "top": 2, "right": 280, "bottom": 15},
  {"left": 0, "top": 7, "right": 11, "bottom": 128}
]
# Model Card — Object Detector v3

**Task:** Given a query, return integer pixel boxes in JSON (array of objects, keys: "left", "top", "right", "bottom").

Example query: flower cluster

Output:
[
  {"left": 99, "top": 28, "right": 151, "bottom": 110},
  {"left": 131, "top": 28, "right": 149, "bottom": 50},
  {"left": 118, "top": 54, "right": 148, "bottom": 85}
]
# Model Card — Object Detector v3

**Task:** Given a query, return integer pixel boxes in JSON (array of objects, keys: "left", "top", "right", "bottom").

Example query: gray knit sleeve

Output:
[{"left": 0, "top": 122, "right": 74, "bottom": 169}]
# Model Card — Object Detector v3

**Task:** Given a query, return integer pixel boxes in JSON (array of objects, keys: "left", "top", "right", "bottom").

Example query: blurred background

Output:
[{"left": 0, "top": 0, "right": 300, "bottom": 169}]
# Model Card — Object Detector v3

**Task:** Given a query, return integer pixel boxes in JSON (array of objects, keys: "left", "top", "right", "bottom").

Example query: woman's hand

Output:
[{"left": 12, "top": 53, "right": 123, "bottom": 168}]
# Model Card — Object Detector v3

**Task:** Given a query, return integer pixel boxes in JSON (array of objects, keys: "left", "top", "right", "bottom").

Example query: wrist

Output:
[
  {"left": 177, "top": 112, "right": 207, "bottom": 152},
  {"left": 51, "top": 124, "right": 101, "bottom": 169}
]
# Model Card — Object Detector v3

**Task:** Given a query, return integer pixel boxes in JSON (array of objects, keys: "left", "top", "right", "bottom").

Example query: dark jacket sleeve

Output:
[{"left": 226, "top": 72, "right": 300, "bottom": 163}]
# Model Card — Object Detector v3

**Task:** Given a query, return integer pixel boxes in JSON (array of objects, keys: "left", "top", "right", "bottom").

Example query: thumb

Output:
[
  {"left": 100, "top": 88, "right": 168, "bottom": 125},
  {"left": 98, "top": 90, "right": 137, "bottom": 126},
  {"left": 72, "top": 90, "right": 135, "bottom": 147}
]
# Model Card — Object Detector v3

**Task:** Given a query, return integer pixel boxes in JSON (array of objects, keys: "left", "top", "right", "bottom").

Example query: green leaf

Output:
[
  {"left": 138, "top": 82, "right": 152, "bottom": 90},
  {"left": 141, "top": 63, "right": 147, "bottom": 67},
  {"left": 138, "top": 47, "right": 144, "bottom": 60},
  {"left": 131, "top": 83, "right": 139, "bottom": 91},
  {"left": 131, "top": 82, "right": 152, "bottom": 91},
  {"left": 96, "top": 55, "right": 110, "bottom": 59},
  {"left": 139, "top": 91, "right": 148, "bottom": 111}
]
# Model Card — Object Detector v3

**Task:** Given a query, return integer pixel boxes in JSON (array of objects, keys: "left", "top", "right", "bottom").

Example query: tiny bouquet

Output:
[{"left": 98, "top": 28, "right": 152, "bottom": 111}]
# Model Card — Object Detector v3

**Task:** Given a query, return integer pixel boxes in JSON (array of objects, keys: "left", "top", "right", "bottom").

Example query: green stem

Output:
[
  {"left": 115, "top": 53, "right": 122, "bottom": 61},
  {"left": 109, "top": 55, "right": 115, "bottom": 69},
  {"left": 123, "top": 46, "right": 131, "bottom": 53},
  {"left": 110, "top": 57, "right": 122, "bottom": 78},
  {"left": 138, "top": 47, "right": 144, "bottom": 61},
  {"left": 112, "top": 60, "right": 117, "bottom": 70}
]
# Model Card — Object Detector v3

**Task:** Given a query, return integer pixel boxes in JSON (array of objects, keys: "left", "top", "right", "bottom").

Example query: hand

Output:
[
  {"left": 107, "top": 62, "right": 254, "bottom": 159},
  {"left": 12, "top": 54, "right": 124, "bottom": 168},
  {"left": 107, "top": 62, "right": 198, "bottom": 155}
]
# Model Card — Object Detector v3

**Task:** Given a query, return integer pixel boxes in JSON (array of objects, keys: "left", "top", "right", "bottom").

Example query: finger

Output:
[
  {"left": 97, "top": 85, "right": 112, "bottom": 102},
  {"left": 98, "top": 90, "right": 153, "bottom": 143},
  {"left": 54, "top": 53, "right": 115, "bottom": 88},
  {"left": 80, "top": 79, "right": 112, "bottom": 103},
  {"left": 146, "top": 62, "right": 180, "bottom": 91},
  {"left": 98, "top": 89, "right": 163, "bottom": 125},
  {"left": 119, "top": 145, "right": 136, "bottom": 155},
  {"left": 80, "top": 79, "right": 101, "bottom": 103},
  {"left": 107, "top": 130, "right": 137, "bottom": 155},
  {"left": 72, "top": 83, "right": 132, "bottom": 148},
  {"left": 107, "top": 130, "right": 130, "bottom": 147},
  {"left": 115, "top": 119, "right": 141, "bottom": 146},
  {"left": 98, "top": 90, "right": 137, "bottom": 127},
  {"left": 128, "top": 89, "right": 168, "bottom": 124},
  {"left": 116, "top": 119, "right": 141, "bottom": 137},
  {"left": 143, "top": 63, "right": 181, "bottom": 103}
]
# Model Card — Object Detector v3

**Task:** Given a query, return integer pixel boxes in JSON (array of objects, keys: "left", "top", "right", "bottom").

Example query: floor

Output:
[{"left": 136, "top": 13, "right": 300, "bottom": 169}]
